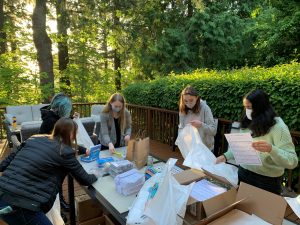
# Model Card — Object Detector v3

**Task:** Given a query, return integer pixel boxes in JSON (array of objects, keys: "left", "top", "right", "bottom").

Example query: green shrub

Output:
[{"left": 123, "top": 62, "right": 300, "bottom": 130}]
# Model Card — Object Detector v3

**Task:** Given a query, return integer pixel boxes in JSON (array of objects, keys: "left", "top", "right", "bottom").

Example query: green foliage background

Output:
[{"left": 123, "top": 62, "right": 300, "bottom": 130}]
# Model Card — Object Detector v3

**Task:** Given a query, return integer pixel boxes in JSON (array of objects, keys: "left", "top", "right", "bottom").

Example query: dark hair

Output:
[
  {"left": 51, "top": 118, "right": 78, "bottom": 148},
  {"left": 179, "top": 86, "right": 201, "bottom": 114},
  {"left": 50, "top": 93, "right": 72, "bottom": 118},
  {"left": 240, "top": 89, "right": 276, "bottom": 137}
]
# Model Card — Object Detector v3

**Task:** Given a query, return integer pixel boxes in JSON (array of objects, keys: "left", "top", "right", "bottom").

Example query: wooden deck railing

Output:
[{"left": 1, "top": 102, "right": 300, "bottom": 191}]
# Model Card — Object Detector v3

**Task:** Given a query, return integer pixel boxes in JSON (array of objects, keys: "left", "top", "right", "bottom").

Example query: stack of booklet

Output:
[
  {"left": 109, "top": 160, "right": 134, "bottom": 178},
  {"left": 114, "top": 169, "right": 145, "bottom": 196}
]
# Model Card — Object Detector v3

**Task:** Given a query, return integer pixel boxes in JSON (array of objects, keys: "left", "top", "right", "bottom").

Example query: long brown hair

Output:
[
  {"left": 179, "top": 86, "right": 201, "bottom": 114},
  {"left": 103, "top": 93, "right": 127, "bottom": 134},
  {"left": 51, "top": 118, "right": 78, "bottom": 149}
]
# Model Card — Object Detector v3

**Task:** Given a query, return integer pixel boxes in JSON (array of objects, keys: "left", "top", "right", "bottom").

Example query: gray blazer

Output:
[
  {"left": 99, "top": 108, "right": 132, "bottom": 147},
  {"left": 178, "top": 100, "right": 217, "bottom": 150}
]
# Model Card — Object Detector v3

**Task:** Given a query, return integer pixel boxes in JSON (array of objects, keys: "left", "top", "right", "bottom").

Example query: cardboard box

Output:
[
  {"left": 175, "top": 168, "right": 234, "bottom": 221},
  {"left": 174, "top": 169, "right": 206, "bottom": 185},
  {"left": 285, "top": 205, "right": 300, "bottom": 223},
  {"left": 75, "top": 194, "right": 103, "bottom": 222},
  {"left": 79, "top": 215, "right": 115, "bottom": 225},
  {"left": 187, "top": 187, "right": 237, "bottom": 221},
  {"left": 184, "top": 182, "right": 287, "bottom": 225}
]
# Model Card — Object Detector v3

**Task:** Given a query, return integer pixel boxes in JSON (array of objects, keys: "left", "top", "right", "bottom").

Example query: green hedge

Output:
[{"left": 123, "top": 62, "right": 300, "bottom": 131}]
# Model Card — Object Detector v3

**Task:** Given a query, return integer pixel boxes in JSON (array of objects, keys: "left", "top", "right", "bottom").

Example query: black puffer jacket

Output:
[
  {"left": 39, "top": 105, "right": 60, "bottom": 134},
  {"left": 39, "top": 106, "right": 87, "bottom": 154},
  {"left": 0, "top": 136, "right": 97, "bottom": 213}
]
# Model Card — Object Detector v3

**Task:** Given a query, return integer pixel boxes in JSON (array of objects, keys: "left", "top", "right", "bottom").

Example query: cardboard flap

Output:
[
  {"left": 203, "top": 169, "right": 236, "bottom": 188},
  {"left": 174, "top": 169, "right": 206, "bottom": 185},
  {"left": 236, "top": 182, "right": 287, "bottom": 225},
  {"left": 202, "top": 188, "right": 237, "bottom": 217},
  {"left": 201, "top": 198, "right": 248, "bottom": 224}
]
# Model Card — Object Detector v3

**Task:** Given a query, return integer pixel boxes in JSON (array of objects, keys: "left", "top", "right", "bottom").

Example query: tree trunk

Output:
[
  {"left": 187, "top": 0, "right": 193, "bottom": 17},
  {"left": 32, "top": 0, "right": 54, "bottom": 103},
  {"left": 112, "top": 0, "right": 121, "bottom": 91},
  {"left": 0, "top": 0, "right": 7, "bottom": 54},
  {"left": 103, "top": 29, "right": 108, "bottom": 69},
  {"left": 56, "top": 0, "right": 71, "bottom": 95},
  {"left": 114, "top": 49, "right": 121, "bottom": 91}
]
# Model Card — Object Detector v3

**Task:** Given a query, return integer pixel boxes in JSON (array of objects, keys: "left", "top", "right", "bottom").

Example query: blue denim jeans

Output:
[{"left": 0, "top": 199, "right": 53, "bottom": 225}]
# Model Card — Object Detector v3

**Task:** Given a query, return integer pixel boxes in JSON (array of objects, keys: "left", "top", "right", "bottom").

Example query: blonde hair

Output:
[{"left": 103, "top": 93, "right": 127, "bottom": 134}]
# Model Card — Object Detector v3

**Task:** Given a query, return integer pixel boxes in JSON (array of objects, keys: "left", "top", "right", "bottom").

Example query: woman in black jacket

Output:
[
  {"left": 0, "top": 118, "right": 97, "bottom": 225},
  {"left": 39, "top": 93, "right": 86, "bottom": 211}
]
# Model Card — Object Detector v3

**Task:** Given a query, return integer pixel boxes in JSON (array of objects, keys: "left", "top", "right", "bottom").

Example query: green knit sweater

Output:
[{"left": 224, "top": 117, "right": 298, "bottom": 177}]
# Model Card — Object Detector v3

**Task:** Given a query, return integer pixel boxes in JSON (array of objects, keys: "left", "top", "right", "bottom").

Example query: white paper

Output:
[
  {"left": 285, "top": 196, "right": 300, "bottom": 219},
  {"left": 190, "top": 179, "right": 227, "bottom": 202},
  {"left": 225, "top": 133, "right": 262, "bottom": 165},
  {"left": 208, "top": 209, "right": 271, "bottom": 225}
]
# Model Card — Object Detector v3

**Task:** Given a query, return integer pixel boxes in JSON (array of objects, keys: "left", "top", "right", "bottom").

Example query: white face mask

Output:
[
  {"left": 185, "top": 102, "right": 196, "bottom": 109},
  {"left": 245, "top": 108, "right": 253, "bottom": 120},
  {"left": 111, "top": 104, "right": 122, "bottom": 113}
]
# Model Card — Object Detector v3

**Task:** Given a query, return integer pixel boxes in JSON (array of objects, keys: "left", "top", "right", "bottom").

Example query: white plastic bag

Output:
[
  {"left": 126, "top": 158, "right": 194, "bottom": 225},
  {"left": 46, "top": 194, "right": 64, "bottom": 225},
  {"left": 176, "top": 125, "right": 216, "bottom": 168},
  {"left": 202, "top": 163, "right": 239, "bottom": 188},
  {"left": 74, "top": 118, "right": 94, "bottom": 149}
]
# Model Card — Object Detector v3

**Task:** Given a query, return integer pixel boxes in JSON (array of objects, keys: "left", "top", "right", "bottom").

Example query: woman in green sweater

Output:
[{"left": 216, "top": 89, "right": 298, "bottom": 194}]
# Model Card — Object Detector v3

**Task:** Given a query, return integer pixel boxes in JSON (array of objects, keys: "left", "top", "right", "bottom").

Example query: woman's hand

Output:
[
  {"left": 85, "top": 148, "right": 90, "bottom": 156},
  {"left": 108, "top": 143, "right": 115, "bottom": 154},
  {"left": 216, "top": 155, "right": 226, "bottom": 164},
  {"left": 252, "top": 141, "right": 272, "bottom": 152},
  {"left": 124, "top": 135, "right": 130, "bottom": 144},
  {"left": 190, "top": 120, "right": 202, "bottom": 128}
]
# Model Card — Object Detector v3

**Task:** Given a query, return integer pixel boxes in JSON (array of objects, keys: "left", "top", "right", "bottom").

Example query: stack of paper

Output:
[
  {"left": 109, "top": 160, "right": 134, "bottom": 178},
  {"left": 190, "top": 179, "right": 227, "bottom": 202},
  {"left": 115, "top": 169, "right": 145, "bottom": 196}
]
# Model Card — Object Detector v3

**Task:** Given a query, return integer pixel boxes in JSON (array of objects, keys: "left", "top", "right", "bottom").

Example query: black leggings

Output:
[{"left": 238, "top": 166, "right": 282, "bottom": 195}]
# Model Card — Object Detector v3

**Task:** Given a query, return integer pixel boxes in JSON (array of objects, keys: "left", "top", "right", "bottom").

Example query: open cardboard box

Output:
[
  {"left": 75, "top": 192, "right": 103, "bottom": 222},
  {"left": 79, "top": 215, "right": 114, "bottom": 225},
  {"left": 175, "top": 168, "right": 236, "bottom": 220},
  {"left": 182, "top": 182, "right": 287, "bottom": 225}
]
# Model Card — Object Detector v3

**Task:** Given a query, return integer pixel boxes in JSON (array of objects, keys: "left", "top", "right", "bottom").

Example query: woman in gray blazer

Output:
[
  {"left": 99, "top": 93, "right": 132, "bottom": 153},
  {"left": 178, "top": 86, "right": 217, "bottom": 150}
]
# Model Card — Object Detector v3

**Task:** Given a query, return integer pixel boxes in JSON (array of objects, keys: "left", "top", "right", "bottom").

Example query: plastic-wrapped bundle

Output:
[
  {"left": 109, "top": 160, "right": 133, "bottom": 178},
  {"left": 114, "top": 169, "right": 145, "bottom": 196}
]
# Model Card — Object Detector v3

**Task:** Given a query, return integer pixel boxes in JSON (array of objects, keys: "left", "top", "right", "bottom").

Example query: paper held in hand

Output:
[{"left": 224, "top": 133, "right": 262, "bottom": 165}]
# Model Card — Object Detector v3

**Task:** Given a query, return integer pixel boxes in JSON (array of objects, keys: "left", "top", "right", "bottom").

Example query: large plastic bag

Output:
[
  {"left": 176, "top": 125, "right": 216, "bottom": 168},
  {"left": 46, "top": 194, "right": 64, "bottom": 225},
  {"left": 202, "top": 163, "right": 239, "bottom": 188},
  {"left": 74, "top": 118, "right": 94, "bottom": 149},
  {"left": 126, "top": 158, "right": 194, "bottom": 225}
]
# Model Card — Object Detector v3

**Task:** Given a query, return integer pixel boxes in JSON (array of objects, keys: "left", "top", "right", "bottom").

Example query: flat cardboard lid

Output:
[
  {"left": 174, "top": 169, "right": 206, "bottom": 185},
  {"left": 236, "top": 182, "right": 287, "bottom": 225}
]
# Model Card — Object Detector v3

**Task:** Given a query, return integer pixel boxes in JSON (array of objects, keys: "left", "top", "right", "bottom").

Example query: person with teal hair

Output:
[
  {"left": 39, "top": 93, "right": 72, "bottom": 134},
  {"left": 49, "top": 93, "right": 72, "bottom": 118},
  {"left": 39, "top": 93, "right": 74, "bottom": 216}
]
